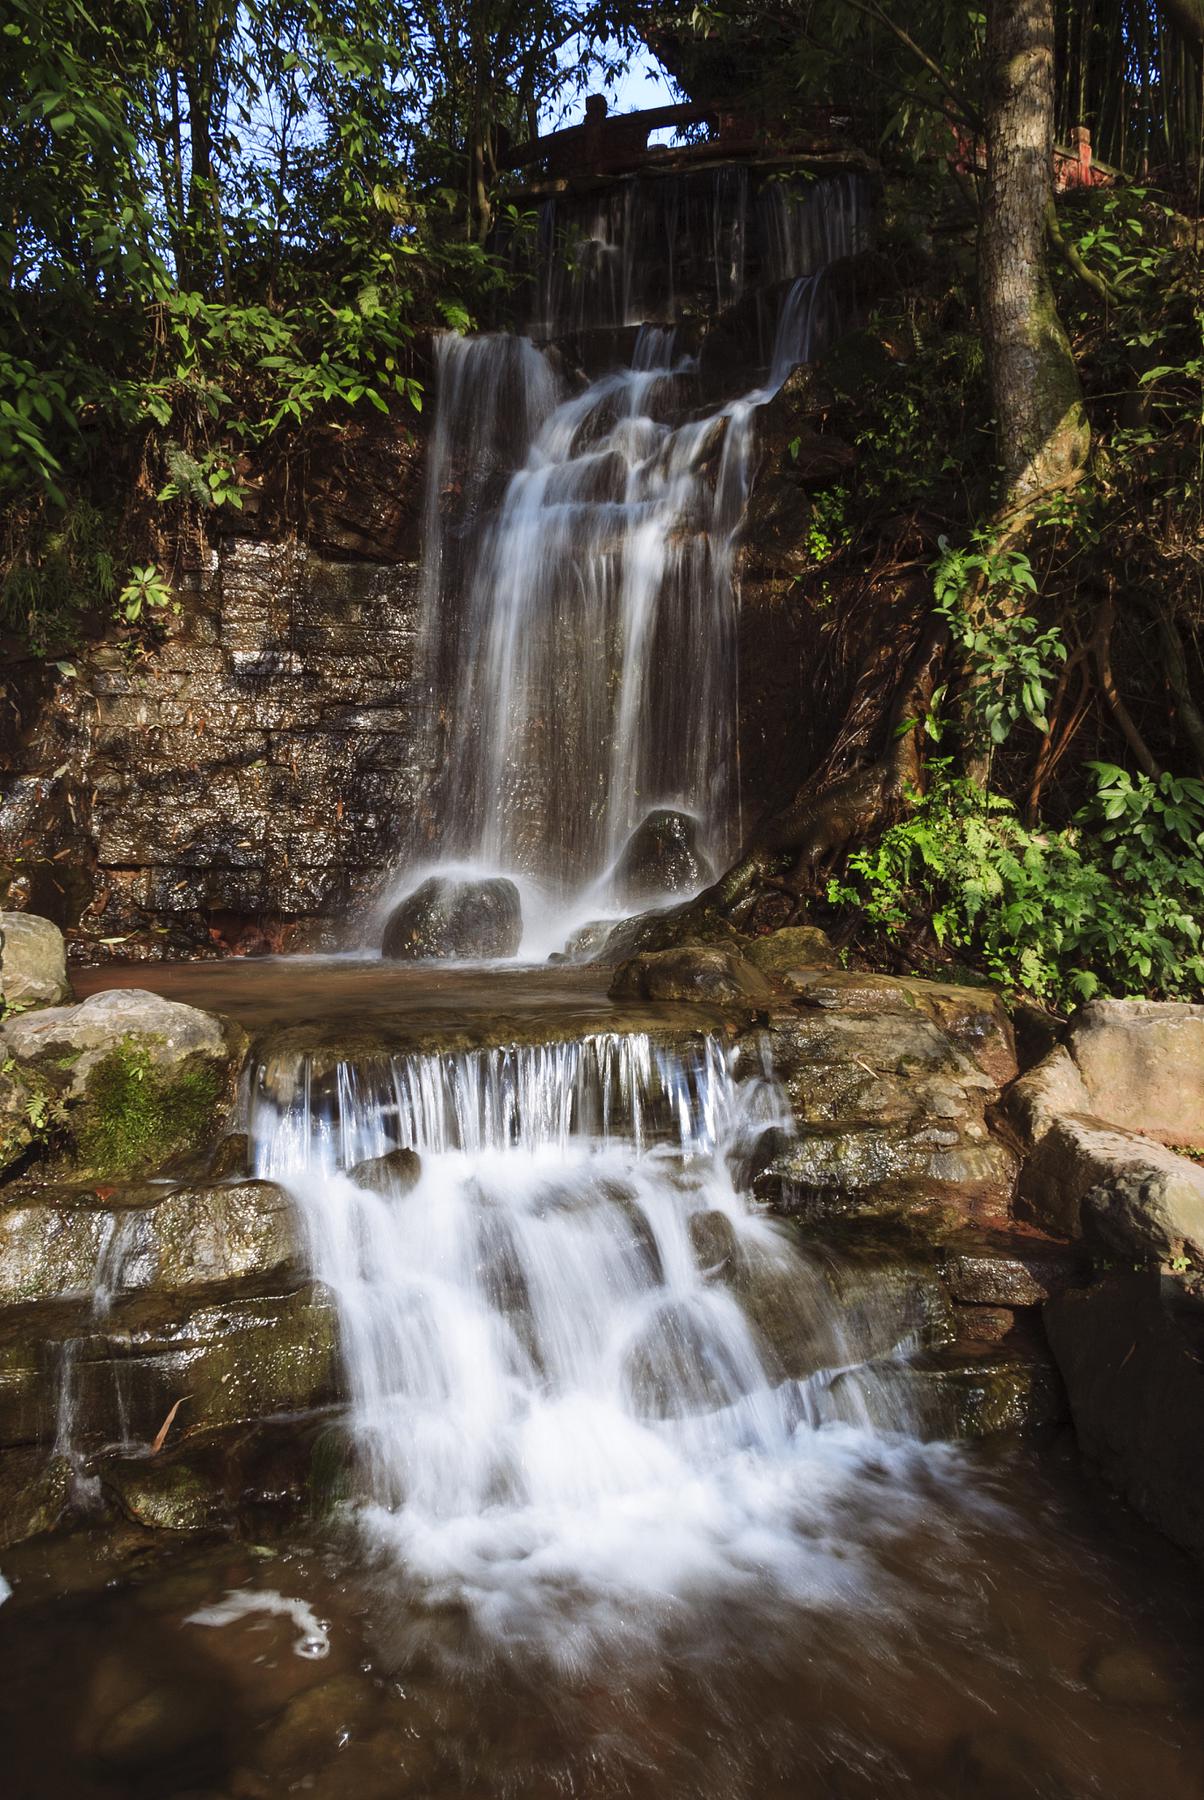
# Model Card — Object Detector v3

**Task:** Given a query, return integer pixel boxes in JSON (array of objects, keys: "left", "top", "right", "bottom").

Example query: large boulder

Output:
[
  {"left": 0, "top": 912, "right": 71, "bottom": 1009},
  {"left": 612, "top": 810, "right": 713, "bottom": 905},
  {"left": 0, "top": 988, "right": 245, "bottom": 1178},
  {"left": 1066, "top": 998, "right": 1204, "bottom": 1148},
  {"left": 1021, "top": 1113, "right": 1204, "bottom": 1262},
  {"left": 381, "top": 876, "right": 521, "bottom": 961}
]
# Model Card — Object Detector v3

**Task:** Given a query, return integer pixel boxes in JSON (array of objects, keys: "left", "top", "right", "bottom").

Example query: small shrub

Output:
[{"left": 828, "top": 763, "right": 1204, "bottom": 1009}]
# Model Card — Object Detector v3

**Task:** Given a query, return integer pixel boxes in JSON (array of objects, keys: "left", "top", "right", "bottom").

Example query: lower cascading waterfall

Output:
[{"left": 251, "top": 1032, "right": 958, "bottom": 1662}]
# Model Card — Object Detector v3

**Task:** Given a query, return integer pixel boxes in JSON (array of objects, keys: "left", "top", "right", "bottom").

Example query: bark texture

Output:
[{"left": 981, "top": 0, "right": 1089, "bottom": 503}]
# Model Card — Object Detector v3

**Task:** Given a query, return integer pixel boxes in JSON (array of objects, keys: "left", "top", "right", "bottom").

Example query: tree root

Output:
[{"left": 717, "top": 619, "right": 948, "bottom": 910}]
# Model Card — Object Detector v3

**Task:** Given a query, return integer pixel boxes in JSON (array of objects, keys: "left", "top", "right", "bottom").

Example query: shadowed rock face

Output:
[
  {"left": 1045, "top": 1271, "right": 1204, "bottom": 1561},
  {"left": 613, "top": 810, "right": 713, "bottom": 905},
  {"left": 381, "top": 877, "right": 522, "bottom": 962}
]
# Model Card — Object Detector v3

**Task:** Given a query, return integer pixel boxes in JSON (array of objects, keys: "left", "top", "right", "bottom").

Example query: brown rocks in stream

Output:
[
  {"left": 610, "top": 945, "right": 772, "bottom": 1003},
  {"left": 755, "top": 996, "right": 1018, "bottom": 1236},
  {"left": 612, "top": 809, "right": 713, "bottom": 904},
  {"left": 381, "top": 876, "right": 522, "bottom": 961},
  {"left": 0, "top": 1178, "right": 302, "bottom": 1308},
  {"left": 0, "top": 1156, "right": 339, "bottom": 1547},
  {"left": 348, "top": 1146, "right": 421, "bottom": 1195}
]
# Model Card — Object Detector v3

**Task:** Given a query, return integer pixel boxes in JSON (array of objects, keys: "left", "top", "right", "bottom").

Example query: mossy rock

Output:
[
  {"left": 100, "top": 1455, "right": 233, "bottom": 1534},
  {"left": 742, "top": 925, "right": 837, "bottom": 979},
  {"left": 72, "top": 1045, "right": 226, "bottom": 1177},
  {"left": 0, "top": 989, "right": 246, "bottom": 1178}
]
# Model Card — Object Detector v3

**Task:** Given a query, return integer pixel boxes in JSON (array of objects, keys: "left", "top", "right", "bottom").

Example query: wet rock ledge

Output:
[
  {"left": 0, "top": 916, "right": 336, "bottom": 1545},
  {"left": 0, "top": 914, "right": 1081, "bottom": 1552}
]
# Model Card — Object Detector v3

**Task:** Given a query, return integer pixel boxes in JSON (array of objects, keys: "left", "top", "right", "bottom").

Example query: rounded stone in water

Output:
[
  {"left": 613, "top": 809, "right": 713, "bottom": 904},
  {"left": 381, "top": 876, "right": 521, "bottom": 961}
]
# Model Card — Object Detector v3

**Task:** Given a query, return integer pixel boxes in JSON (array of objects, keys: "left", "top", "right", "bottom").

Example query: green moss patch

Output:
[{"left": 73, "top": 1040, "right": 224, "bottom": 1177}]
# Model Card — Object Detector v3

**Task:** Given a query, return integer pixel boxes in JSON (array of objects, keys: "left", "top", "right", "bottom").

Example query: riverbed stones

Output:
[
  {"left": 381, "top": 876, "right": 522, "bottom": 961},
  {"left": 100, "top": 1457, "right": 233, "bottom": 1535},
  {"left": 0, "top": 1447, "right": 73, "bottom": 1548},
  {"left": 939, "top": 1228, "right": 1085, "bottom": 1307},
  {"left": 688, "top": 1208, "right": 739, "bottom": 1273},
  {"left": 834, "top": 1343, "right": 1067, "bottom": 1440},
  {"left": 612, "top": 809, "right": 713, "bottom": 904},
  {"left": 755, "top": 1007, "right": 1017, "bottom": 1232},
  {"left": 0, "top": 912, "right": 71, "bottom": 1008},
  {"left": 347, "top": 1146, "right": 421, "bottom": 1195},
  {"left": 609, "top": 944, "right": 772, "bottom": 1003}
]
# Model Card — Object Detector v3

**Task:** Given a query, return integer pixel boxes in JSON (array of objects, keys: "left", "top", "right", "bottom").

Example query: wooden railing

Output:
[{"left": 503, "top": 97, "right": 858, "bottom": 182}]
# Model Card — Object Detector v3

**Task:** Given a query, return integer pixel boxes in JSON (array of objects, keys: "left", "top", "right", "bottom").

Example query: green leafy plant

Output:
[
  {"left": 932, "top": 534, "right": 1066, "bottom": 744},
  {"left": 828, "top": 762, "right": 1204, "bottom": 1008},
  {"left": 117, "top": 563, "right": 176, "bottom": 624},
  {"left": 0, "top": 498, "right": 116, "bottom": 654}
]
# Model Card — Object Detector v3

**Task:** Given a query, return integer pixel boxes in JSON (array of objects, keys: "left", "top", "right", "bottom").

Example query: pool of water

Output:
[
  {"left": 2, "top": 1442, "right": 1202, "bottom": 1800},
  {"left": 72, "top": 957, "right": 722, "bottom": 1050}
]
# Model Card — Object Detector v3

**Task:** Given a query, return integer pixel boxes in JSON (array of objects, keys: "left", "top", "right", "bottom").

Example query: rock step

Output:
[
  {"left": 938, "top": 1226, "right": 1087, "bottom": 1307},
  {"left": 837, "top": 1340, "right": 1067, "bottom": 1441}
]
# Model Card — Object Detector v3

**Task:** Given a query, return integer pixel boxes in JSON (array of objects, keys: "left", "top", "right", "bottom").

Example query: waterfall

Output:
[
  {"left": 254, "top": 1030, "right": 950, "bottom": 1662},
  {"left": 390, "top": 172, "right": 870, "bottom": 957}
]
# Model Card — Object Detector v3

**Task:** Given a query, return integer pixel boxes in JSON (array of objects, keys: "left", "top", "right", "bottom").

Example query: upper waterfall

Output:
[{"left": 387, "top": 170, "right": 870, "bottom": 957}]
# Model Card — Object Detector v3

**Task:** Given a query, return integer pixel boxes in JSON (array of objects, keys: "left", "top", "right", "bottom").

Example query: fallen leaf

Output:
[{"left": 150, "top": 1395, "right": 190, "bottom": 1455}]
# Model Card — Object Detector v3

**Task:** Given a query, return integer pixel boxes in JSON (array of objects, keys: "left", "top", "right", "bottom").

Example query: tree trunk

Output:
[{"left": 981, "top": 0, "right": 1089, "bottom": 505}]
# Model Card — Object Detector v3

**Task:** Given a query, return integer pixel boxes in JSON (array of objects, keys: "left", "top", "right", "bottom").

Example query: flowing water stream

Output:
[
  {"left": 6, "top": 964, "right": 1204, "bottom": 1797},
  {"left": 246, "top": 1030, "right": 953, "bottom": 1665}
]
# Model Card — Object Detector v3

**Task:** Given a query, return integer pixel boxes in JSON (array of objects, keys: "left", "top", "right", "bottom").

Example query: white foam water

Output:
[
  {"left": 254, "top": 1032, "right": 971, "bottom": 1666},
  {"left": 185, "top": 1589, "right": 331, "bottom": 1660}
]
